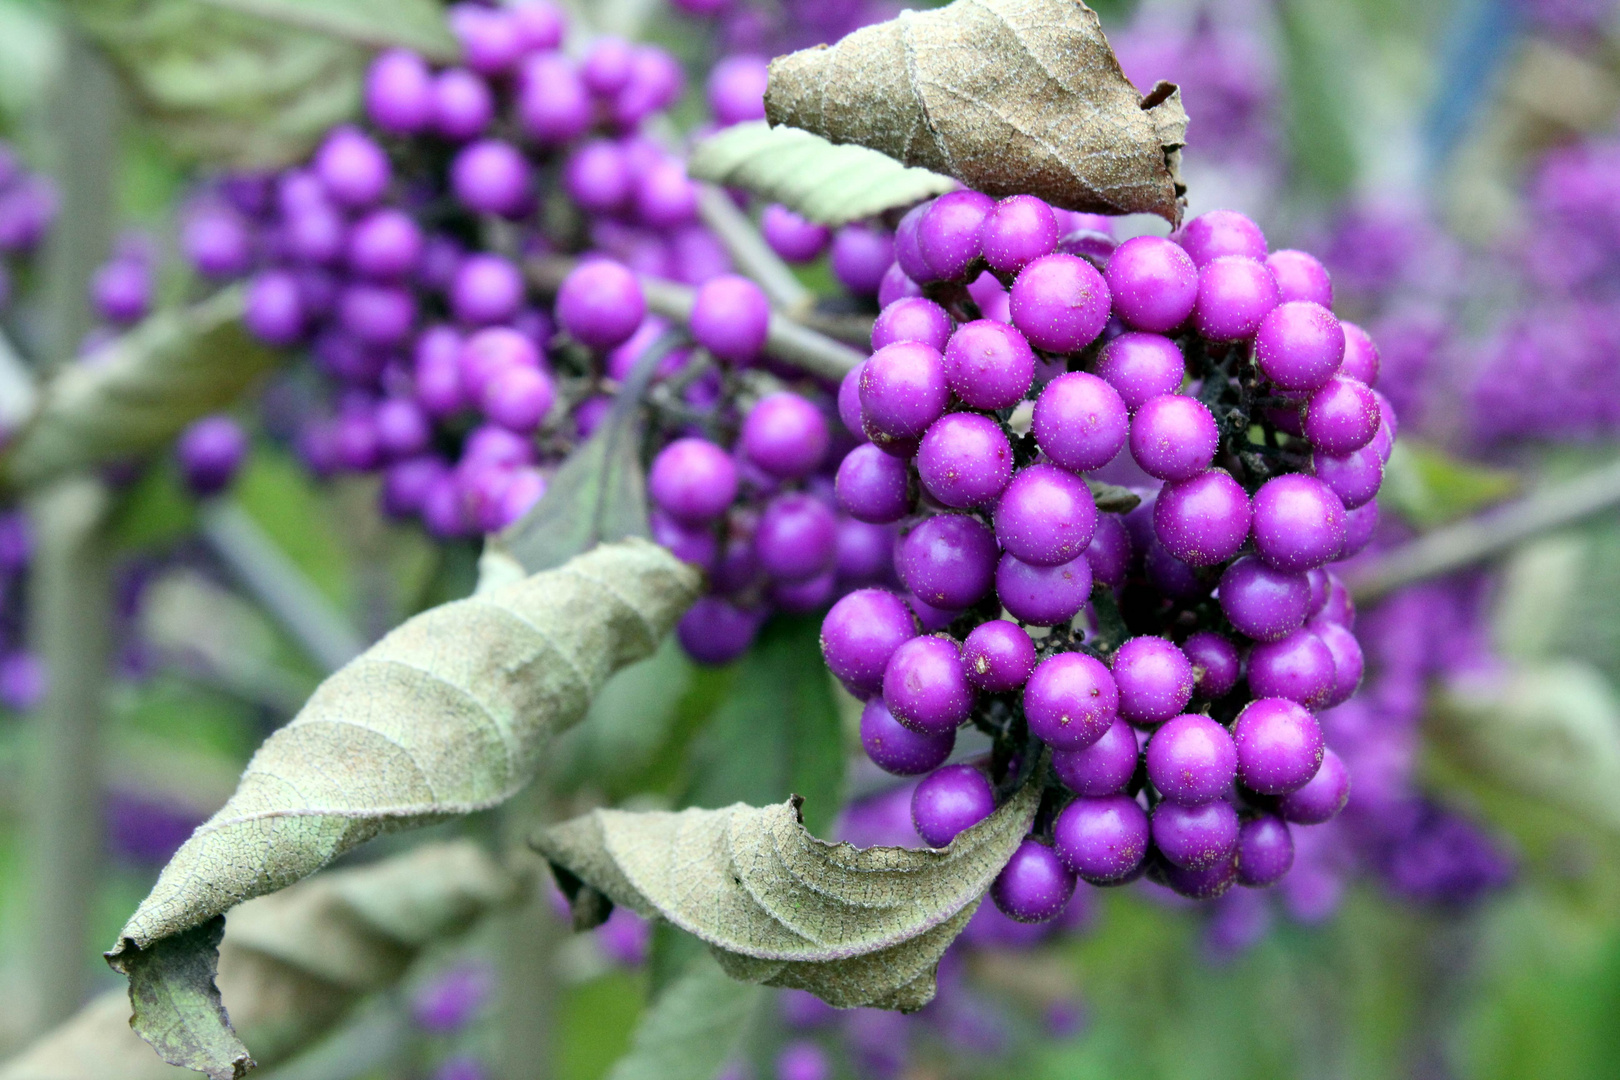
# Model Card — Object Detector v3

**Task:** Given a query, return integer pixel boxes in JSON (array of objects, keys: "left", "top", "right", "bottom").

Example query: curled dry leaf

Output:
[
  {"left": 5, "top": 842, "right": 514, "bottom": 1080},
  {"left": 534, "top": 771, "right": 1042, "bottom": 1011},
  {"left": 1, "top": 288, "right": 278, "bottom": 492},
  {"left": 765, "top": 0, "right": 1188, "bottom": 222},
  {"left": 104, "top": 540, "right": 700, "bottom": 1076}
]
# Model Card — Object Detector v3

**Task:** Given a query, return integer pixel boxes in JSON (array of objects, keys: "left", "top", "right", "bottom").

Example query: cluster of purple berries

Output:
[
  {"left": 0, "top": 140, "right": 56, "bottom": 316},
  {"left": 819, "top": 200, "right": 1396, "bottom": 914}
]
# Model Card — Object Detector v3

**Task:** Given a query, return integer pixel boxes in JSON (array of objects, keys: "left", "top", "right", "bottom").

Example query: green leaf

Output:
[
  {"left": 104, "top": 541, "right": 700, "bottom": 1077},
  {"left": 533, "top": 766, "right": 1043, "bottom": 1011},
  {"left": 122, "top": 918, "right": 251, "bottom": 1080},
  {"left": 605, "top": 954, "right": 765, "bottom": 1080},
  {"left": 0, "top": 289, "right": 278, "bottom": 492},
  {"left": 687, "top": 121, "right": 957, "bottom": 226},
  {"left": 1379, "top": 440, "right": 1519, "bottom": 531}
]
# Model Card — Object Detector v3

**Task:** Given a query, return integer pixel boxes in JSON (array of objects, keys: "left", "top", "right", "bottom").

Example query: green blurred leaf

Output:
[
  {"left": 105, "top": 462, "right": 200, "bottom": 550},
  {"left": 1275, "top": 0, "right": 1360, "bottom": 198},
  {"left": 605, "top": 954, "right": 764, "bottom": 1080},
  {"left": 1380, "top": 440, "right": 1519, "bottom": 531},
  {"left": 688, "top": 122, "right": 957, "bottom": 226},
  {"left": 559, "top": 971, "right": 647, "bottom": 1080},
  {"left": 232, "top": 447, "right": 352, "bottom": 608}
]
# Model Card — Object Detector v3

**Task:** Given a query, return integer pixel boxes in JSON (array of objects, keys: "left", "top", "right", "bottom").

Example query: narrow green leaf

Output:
[
  {"left": 122, "top": 918, "right": 251, "bottom": 1080},
  {"left": 1, "top": 289, "right": 278, "bottom": 492},
  {"left": 687, "top": 121, "right": 956, "bottom": 226},
  {"left": 190, "top": 0, "right": 457, "bottom": 58},
  {"left": 606, "top": 954, "right": 765, "bottom": 1080},
  {"left": 1379, "top": 440, "right": 1519, "bottom": 531}
]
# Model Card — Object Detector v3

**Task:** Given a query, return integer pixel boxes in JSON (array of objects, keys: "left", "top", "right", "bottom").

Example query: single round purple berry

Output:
[
  {"left": 458, "top": 326, "right": 538, "bottom": 403},
  {"left": 1339, "top": 500, "right": 1378, "bottom": 560},
  {"left": 1112, "top": 636, "right": 1194, "bottom": 725},
  {"left": 177, "top": 416, "right": 248, "bottom": 497},
  {"left": 375, "top": 397, "right": 431, "bottom": 458},
  {"left": 1085, "top": 513, "right": 1132, "bottom": 589},
  {"left": 981, "top": 194, "right": 1059, "bottom": 276},
  {"left": 1232, "top": 697, "right": 1325, "bottom": 795},
  {"left": 916, "top": 412, "right": 1013, "bottom": 509},
  {"left": 912, "top": 764, "right": 996, "bottom": 847},
  {"left": 1129, "top": 394, "right": 1219, "bottom": 482},
  {"left": 1339, "top": 322, "right": 1380, "bottom": 386},
  {"left": 1105, "top": 236, "right": 1199, "bottom": 332},
  {"left": 482, "top": 364, "right": 554, "bottom": 434},
  {"left": 707, "top": 53, "right": 769, "bottom": 125},
  {"left": 1193, "top": 256, "right": 1279, "bottom": 342},
  {"left": 917, "top": 190, "right": 994, "bottom": 282},
  {"left": 366, "top": 49, "right": 434, "bottom": 133},
  {"left": 181, "top": 206, "right": 252, "bottom": 279},
  {"left": 91, "top": 259, "right": 150, "bottom": 324},
  {"left": 754, "top": 492, "right": 837, "bottom": 582},
  {"left": 1182, "top": 631, "right": 1241, "bottom": 698},
  {"left": 860, "top": 697, "right": 954, "bottom": 776},
  {"left": 821, "top": 588, "right": 916, "bottom": 698},
  {"left": 450, "top": 4, "right": 523, "bottom": 74},
  {"left": 1248, "top": 629, "right": 1336, "bottom": 708},
  {"left": 690, "top": 274, "right": 769, "bottom": 364},
  {"left": 1092, "top": 333, "right": 1185, "bottom": 413},
  {"left": 583, "top": 36, "right": 635, "bottom": 96},
  {"left": 872, "top": 296, "right": 953, "bottom": 352},
  {"left": 1265, "top": 249, "right": 1333, "bottom": 307},
  {"left": 894, "top": 203, "right": 932, "bottom": 283},
  {"left": 996, "top": 551, "right": 1093, "bottom": 627},
  {"left": 677, "top": 598, "right": 763, "bottom": 665},
  {"left": 348, "top": 208, "right": 423, "bottom": 281},
  {"left": 651, "top": 510, "right": 719, "bottom": 572},
  {"left": 516, "top": 53, "right": 592, "bottom": 144},
  {"left": 382, "top": 455, "right": 448, "bottom": 518},
  {"left": 859, "top": 341, "right": 950, "bottom": 447},
  {"left": 1153, "top": 470, "right": 1251, "bottom": 567},
  {"left": 1277, "top": 747, "right": 1349, "bottom": 824},
  {"left": 1053, "top": 794, "right": 1149, "bottom": 882},
  {"left": 835, "top": 443, "right": 914, "bottom": 523},
  {"left": 1152, "top": 799, "right": 1239, "bottom": 871},
  {"left": 877, "top": 261, "right": 922, "bottom": 308},
  {"left": 433, "top": 68, "right": 496, "bottom": 140},
  {"left": 314, "top": 127, "right": 389, "bottom": 209},
  {"left": 1052, "top": 717, "right": 1138, "bottom": 796},
  {"left": 1312, "top": 444, "right": 1383, "bottom": 510},
  {"left": 564, "top": 140, "right": 631, "bottom": 213},
  {"left": 993, "top": 463, "right": 1098, "bottom": 566},
  {"left": 1145, "top": 713, "right": 1238, "bottom": 806},
  {"left": 1235, "top": 815, "right": 1294, "bottom": 887},
  {"left": 512, "top": 0, "right": 566, "bottom": 49},
  {"left": 1032, "top": 372, "right": 1129, "bottom": 472},
  {"left": 1023, "top": 652, "right": 1118, "bottom": 751},
  {"left": 1161, "top": 854, "right": 1239, "bottom": 900},
  {"left": 831, "top": 226, "right": 895, "bottom": 296},
  {"left": 991, "top": 839, "right": 1076, "bottom": 923},
  {"left": 633, "top": 158, "right": 697, "bottom": 228},
  {"left": 1177, "top": 209, "right": 1267, "bottom": 267},
  {"left": 836, "top": 517, "right": 892, "bottom": 584},
  {"left": 837, "top": 361, "right": 866, "bottom": 438},
  {"left": 557, "top": 260, "right": 645, "bottom": 349},
  {"left": 896, "top": 513, "right": 997, "bottom": 610},
  {"left": 742, "top": 392, "right": 830, "bottom": 480},
  {"left": 943, "top": 320, "right": 1036, "bottom": 410},
  {"left": 962, "top": 619, "right": 1037, "bottom": 691},
  {"left": 648, "top": 438, "right": 738, "bottom": 524},
  {"left": 1253, "top": 301, "right": 1345, "bottom": 392},
  {"left": 882, "top": 634, "right": 973, "bottom": 735},
  {"left": 1312, "top": 620, "right": 1365, "bottom": 707},
  {"left": 339, "top": 283, "right": 416, "bottom": 346},
  {"left": 761, "top": 204, "right": 830, "bottom": 263},
  {"left": 1252, "top": 474, "right": 1346, "bottom": 572},
  {"left": 1010, "top": 253, "right": 1112, "bottom": 354},
  {"left": 1303, "top": 375, "right": 1381, "bottom": 456},
  {"left": 451, "top": 254, "right": 525, "bottom": 326},
  {"left": 1217, "top": 556, "right": 1310, "bottom": 642}
]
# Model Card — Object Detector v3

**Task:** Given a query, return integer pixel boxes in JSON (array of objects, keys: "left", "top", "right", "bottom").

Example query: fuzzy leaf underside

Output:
[
  {"left": 765, "top": 0, "right": 1188, "bottom": 222},
  {"left": 605, "top": 954, "right": 766, "bottom": 1080},
  {"left": 105, "top": 541, "right": 700, "bottom": 1075},
  {"left": 1, "top": 289, "right": 277, "bottom": 491},
  {"left": 535, "top": 773, "right": 1041, "bottom": 1011},
  {"left": 687, "top": 122, "right": 957, "bottom": 226}
]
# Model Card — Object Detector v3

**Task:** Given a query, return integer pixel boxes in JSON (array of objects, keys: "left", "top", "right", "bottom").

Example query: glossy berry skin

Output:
[
  {"left": 314, "top": 127, "right": 389, "bottom": 208},
  {"left": 676, "top": 598, "right": 763, "bottom": 666},
  {"left": 1339, "top": 322, "right": 1380, "bottom": 385},
  {"left": 943, "top": 320, "right": 1036, "bottom": 410},
  {"left": 365, "top": 49, "right": 434, "bottom": 133},
  {"left": 1182, "top": 631, "right": 1241, "bottom": 698},
  {"left": 1303, "top": 375, "right": 1381, "bottom": 456},
  {"left": 1161, "top": 855, "right": 1238, "bottom": 900},
  {"left": 1105, "top": 236, "right": 1199, "bottom": 332},
  {"left": 1232, "top": 697, "right": 1325, "bottom": 795},
  {"left": 1093, "top": 332, "right": 1185, "bottom": 412},
  {"left": 1145, "top": 714, "right": 1238, "bottom": 806},
  {"left": 1054, "top": 794, "right": 1149, "bottom": 882},
  {"left": 916, "top": 413, "right": 1013, "bottom": 509},
  {"left": 1278, "top": 747, "right": 1350, "bottom": 823},
  {"left": 434, "top": 68, "right": 496, "bottom": 140},
  {"left": 1339, "top": 500, "right": 1379, "bottom": 560},
  {"left": 753, "top": 493, "right": 837, "bottom": 582},
  {"left": 1052, "top": 717, "right": 1138, "bottom": 795},
  {"left": 557, "top": 261, "right": 645, "bottom": 349},
  {"left": 450, "top": 140, "right": 531, "bottom": 217},
  {"left": 882, "top": 635, "right": 973, "bottom": 735},
  {"left": 564, "top": 140, "right": 630, "bottom": 212},
  {"left": 859, "top": 342, "right": 951, "bottom": 447},
  {"left": 993, "top": 463, "right": 1098, "bottom": 566},
  {"left": 348, "top": 208, "right": 422, "bottom": 280},
  {"left": 831, "top": 226, "right": 895, "bottom": 296},
  {"left": 981, "top": 194, "right": 1059, "bottom": 275},
  {"left": 1023, "top": 652, "right": 1119, "bottom": 751},
  {"left": 1177, "top": 209, "right": 1267, "bottom": 267},
  {"left": 860, "top": 698, "right": 954, "bottom": 776},
  {"left": 996, "top": 552, "right": 1093, "bottom": 627},
  {"left": 1129, "top": 395, "right": 1219, "bottom": 481},
  {"left": 1112, "top": 636, "right": 1194, "bottom": 725},
  {"left": 1313, "top": 621, "right": 1365, "bottom": 707},
  {"left": 894, "top": 203, "right": 933, "bottom": 283},
  {"left": 1193, "top": 256, "right": 1279, "bottom": 342},
  {"left": 911, "top": 764, "right": 996, "bottom": 847},
  {"left": 1152, "top": 799, "right": 1239, "bottom": 870},
  {"left": 835, "top": 443, "right": 913, "bottom": 523},
  {"left": 1085, "top": 513, "right": 1132, "bottom": 588},
  {"left": 1010, "top": 254, "right": 1112, "bottom": 354},
  {"left": 1032, "top": 372, "right": 1130, "bottom": 472},
  {"left": 1234, "top": 815, "right": 1294, "bottom": 888},
  {"left": 1252, "top": 474, "right": 1346, "bottom": 572},
  {"left": 897, "top": 514, "right": 997, "bottom": 610},
  {"left": 1254, "top": 301, "right": 1345, "bottom": 392},
  {"left": 690, "top": 275, "right": 769, "bottom": 364},
  {"left": 1265, "top": 249, "right": 1333, "bottom": 307},
  {"left": 459, "top": 326, "right": 538, "bottom": 403},
  {"left": 917, "top": 191, "right": 994, "bottom": 282},
  {"left": 1218, "top": 556, "right": 1310, "bottom": 642},
  {"left": 741, "top": 392, "right": 830, "bottom": 480},
  {"left": 991, "top": 839, "right": 1076, "bottom": 923},
  {"left": 761, "top": 204, "right": 829, "bottom": 263},
  {"left": 707, "top": 54, "right": 768, "bottom": 124},
  {"left": 821, "top": 588, "right": 916, "bottom": 697},
  {"left": 1248, "top": 629, "right": 1336, "bottom": 707},
  {"left": 837, "top": 362, "right": 866, "bottom": 438},
  {"left": 482, "top": 365, "right": 554, "bottom": 433},
  {"left": 648, "top": 438, "right": 737, "bottom": 523},
  {"left": 1312, "top": 444, "right": 1383, "bottom": 510},
  {"left": 1154, "top": 470, "right": 1251, "bottom": 567},
  {"left": 871, "top": 297, "right": 953, "bottom": 352},
  {"left": 177, "top": 416, "right": 248, "bottom": 497},
  {"left": 451, "top": 254, "right": 524, "bottom": 326},
  {"left": 962, "top": 619, "right": 1037, "bottom": 691}
]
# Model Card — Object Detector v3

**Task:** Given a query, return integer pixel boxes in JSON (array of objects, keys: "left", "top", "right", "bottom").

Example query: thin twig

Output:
[
  {"left": 694, "top": 183, "right": 815, "bottom": 315},
  {"left": 1346, "top": 455, "right": 1620, "bottom": 602}
]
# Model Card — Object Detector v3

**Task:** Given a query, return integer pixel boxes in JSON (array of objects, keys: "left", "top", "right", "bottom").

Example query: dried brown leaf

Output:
[{"left": 765, "top": 0, "right": 1187, "bottom": 222}]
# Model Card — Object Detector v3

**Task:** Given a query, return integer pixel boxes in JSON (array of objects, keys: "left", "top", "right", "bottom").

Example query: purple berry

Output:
[
  {"left": 962, "top": 619, "right": 1037, "bottom": 691},
  {"left": 1217, "top": 556, "right": 1310, "bottom": 642},
  {"left": 459, "top": 327, "right": 538, "bottom": 403},
  {"left": 1104, "top": 236, "right": 1199, "bottom": 332},
  {"left": 1339, "top": 322, "right": 1380, "bottom": 386},
  {"left": 882, "top": 634, "right": 973, "bottom": 735},
  {"left": 776, "top": 569, "right": 839, "bottom": 613},
  {"left": 859, "top": 342, "right": 950, "bottom": 447},
  {"left": 878, "top": 261, "right": 922, "bottom": 307},
  {"left": 181, "top": 206, "right": 252, "bottom": 279},
  {"left": 860, "top": 697, "right": 954, "bottom": 776},
  {"left": 837, "top": 362, "right": 866, "bottom": 438},
  {"left": 451, "top": 140, "right": 531, "bottom": 217},
  {"left": 1010, "top": 253, "right": 1111, "bottom": 353},
  {"left": 821, "top": 588, "right": 916, "bottom": 697},
  {"left": 831, "top": 226, "right": 895, "bottom": 296},
  {"left": 1152, "top": 799, "right": 1239, "bottom": 871},
  {"left": 896, "top": 513, "right": 997, "bottom": 610},
  {"left": 916, "top": 191, "right": 994, "bottom": 282},
  {"left": 651, "top": 510, "right": 719, "bottom": 572},
  {"left": 1252, "top": 474, "right": 1346, "bottom": 572},
  {"left": 1265, "top": 249, "right": 1333, "bottom": 307},
  {"left": 993, "top": 463, "right": 1098, "bottom": 566},
  {"left": 1253, "top": 301, "right": 1345, "bottom": 392},
  {"left": 1111, "top": 636, "right": 1194, "bottom": 725},
  {"left": 1339, "top": 500, "right": 1378, "bottom": 560},
  {"left": 484, "top": 365, "right": 554, "bottom": 432},
  {"left": 583, "top": 36, "right": 635, "bottom": 96},
  {"left": 1193, "top": 256, "right": 1279, "bottom": 342},
  {"left": 1052, "top": 717, "right": 1138, "bottom": 796},
  {"left": 564, "top": 140, "right": 630, "bottom": 212},
  {"left": 383, "top": 455, "right": 449, "bottom": 517},
  {"left": 512, "top": 0, "right": 566, "bottom": 48},
  {"left": 557, "top": 260, "right": 644, "bottom": 349},
  {"left": 633, "top": 158, "right": 697, "bottom": 228},
  {"left": 1176, "top": 209, "right": 1267, "bottom": 267},
  {"left": 1054, "top": 794, "right": 1149, "bottom": 883},
  {"left": 916, "top": 413, "right": 1012, "bottom": 509},
  {"left": 1247, "top": 629, "right": 1336, "bottom": 708},
  {"left": 837, "top": 518, "right": 893, "bottom": 583},
  {"left": 91, "top": 259, "right": 150, "bottom": 324},
  {"left": 314, "top": 127, "right": 389, "bottom": 208},
  {"left": 871, "top": 296, "right": 953, "bottom": 352},
  {"left": 912, "top": 764, "right": 996, "bottom": 846},
  {"left": 943, "top": 320, "right": 1036, "bottom": 410},
  {"left": 517, "top": 53, "right": 591, "bottom": 144},
  {"left": 1023, "top": 652, "right": 1118, "bottom": 751},
  {"left": 1032, "top": 372, "right": 1129, "bottom": 472},
  {"left": 339, "top": 283, "right": 416, "bottom": 346},
  {"left": 1129, "top": 394, "right": 1219, "bottom": 481},
  {"left": 434, "top": 68, "right": 496, "bottom": 140},
  {"left": 1277, "top": 747, "right": 1349, "bottom": 824},
  {"left": 1303, "top": 375, "right": 1381, "bottom": 456},
  {"left": 1092, "top": 332, "right": 1185, "bottom": 413},
  {"left": 365, "top": 49, "right": 434, "bottom": 133},
  {"left": 1235, "top": 815, "right": 1294, "bottom": 887},
  {"left": 762, "top": 204, "right": 830, "bottom": 263},
  {"left": 981, "top": 194, "right": 1059, "bottom": 276},
  {"left": 991, "top": 839, "right": 1076, "bottom": 923},
  {"left": 375, "top": 397, "right": 431, "bottom": 458},
  {"left": 1182, "top": 631, "right": 1240, "bottom": 698},
  {"left": 742, "top": 392, "right": 830, "bottom": 480},
  {"left": 348, "top": 208, "right": 423, "bottom": 280},
  {"left": 1312, "top": 444, "right": 1383, "bottom": 510},
  {"left": 1232, "top": 697, "right": 1325, "bottom": 795},
  {"left": 177, "top": 416, "right": 248, "bottom": 497},
  {"left": 1145, "top": 713, "right": 1237, "bottom": 806},
  {"left": 450, "top": 4, "right": 522, "bottom": 74},
  {"left": 677, "top": 598, "right": 763, "bottom": 665},
  {"left": 754, "top": 492, "right": 837, "bottom": 582},
  {"left": 708, "top": 54, "right": 769, "bottom": 125},
  {"left": 451, "top": 254, "right": 525, "bottom": 326},
  {"left": 1161, "top": 854, "right": 1238, "bottom": 900},
  {"left": 996, "top": 551, "right": 1093, "bottom": 627},
  {"left": 894, "top": 203, "right": 932, "bottom": 283},
  {"left": 835, "top": 443, "right": 913, "bottom": 523},
  {"left": 690, "top": 274, "right": 769, "bottom": 364},
  {"left": 1312, "top": 620, "right": 1365, "bottom": 707},
  {"left": 1153, "top": 470, "right": 1251, "bottom": 567}
]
